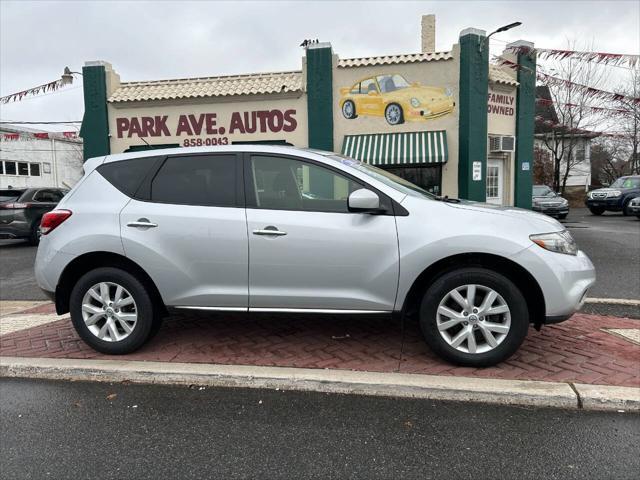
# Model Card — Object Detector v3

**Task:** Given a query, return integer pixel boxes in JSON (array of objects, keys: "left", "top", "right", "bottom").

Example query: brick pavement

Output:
[{"left": 1, "top": 303, "right": 639, "bottom": 387}]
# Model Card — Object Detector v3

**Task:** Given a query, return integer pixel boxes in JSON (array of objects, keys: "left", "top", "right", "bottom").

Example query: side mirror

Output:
[{"left": 348, "top": 189, "right": 381, "bottom": 213}]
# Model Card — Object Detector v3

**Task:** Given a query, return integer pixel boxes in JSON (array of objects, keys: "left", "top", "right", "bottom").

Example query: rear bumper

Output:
[{"left": 0, "top": 222, "right": 31, "bottom": 239}]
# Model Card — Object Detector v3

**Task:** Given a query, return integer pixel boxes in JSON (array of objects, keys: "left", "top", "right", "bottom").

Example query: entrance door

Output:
[
  {"left": 486, "top": 159, "right": 504, "bottom": 205},
  {"left": 244, "top": 153, "right": 400, "bottom": 312}
]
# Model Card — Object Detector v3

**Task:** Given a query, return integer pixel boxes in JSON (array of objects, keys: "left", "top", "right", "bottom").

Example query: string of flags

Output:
[
  {"left": 0, "top": 77, "right": 71, "bottom": 104},
  {"left": 496, "top": 57, "right": 640, "bottom": 106},
  {"left": 1, "top": 131, "right": 78, "bottom": 141},
  {"left": 535, "top": 98, "right": 633, "bottom": 117},
  {"left": 506, "top": 46, "right": 639, "bottom": 68}
]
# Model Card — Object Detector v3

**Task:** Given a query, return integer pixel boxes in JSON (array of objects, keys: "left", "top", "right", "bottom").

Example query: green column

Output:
[
  {"left": 306, "top": 43, "right": 334, "bottom": 151},
  {"left": 79, "top": 63, "right": 110, "bottom": 161},
  {"left": 457, "top": 28, "right": 489, "bottom": 201},
  {"left": 510, "top": 41, "right": 536, "bottom": 209}
]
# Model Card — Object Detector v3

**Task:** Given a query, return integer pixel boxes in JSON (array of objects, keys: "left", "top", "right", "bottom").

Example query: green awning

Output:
[{"left": 341, "top": 130, "right": 448, "bottom": 166}]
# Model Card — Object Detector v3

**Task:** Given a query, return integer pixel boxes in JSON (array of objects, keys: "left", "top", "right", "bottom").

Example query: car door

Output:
[
  {"left": 245, "top": 153, "right": 400, "bottom": 312},
  {"left": 359, "top": 78, "right": 384, "bottom": 116},
  {"left": 120, "top": 153, "right": 248, "bottom": 309}
]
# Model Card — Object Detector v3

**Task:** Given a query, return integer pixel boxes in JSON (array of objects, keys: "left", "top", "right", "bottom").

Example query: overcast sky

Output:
[{"left": 1, "top": 0, "right": 638, "bottom": 131}]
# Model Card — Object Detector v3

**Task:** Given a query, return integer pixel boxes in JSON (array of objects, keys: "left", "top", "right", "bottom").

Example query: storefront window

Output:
[
  {"left": 381, "top": 165, "right": 442, "bottom": 196},
  {"left": 17, "top": 162, "right": 29, "bottom": 176}
]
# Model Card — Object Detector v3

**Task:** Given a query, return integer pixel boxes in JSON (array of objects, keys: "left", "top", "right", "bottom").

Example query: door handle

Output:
[
  {"left": 253, "top": 226, "right": 287, "bottom": 236},
  {"left": 127, "top": 218, "right": 158, "bottom": 228}
]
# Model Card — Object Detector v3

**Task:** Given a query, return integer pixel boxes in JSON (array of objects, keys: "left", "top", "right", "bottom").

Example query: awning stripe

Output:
[{"left": 341, "top": 130, "right": 448, "bottom": 165}]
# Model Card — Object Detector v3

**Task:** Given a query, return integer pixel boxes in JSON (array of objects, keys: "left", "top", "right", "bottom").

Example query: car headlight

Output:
[
  {"left": 444, "top": 88, "right": 453, "bottom": 97},
  {"left": 530, "top": 230, "right": 578, "bottom": 256},
  {"left": 410, "top": 97, "right": 421, "bottom": 108},
  {"left": 559, "top": 197, "right": 568, "bottom": 205},
  {"left": 607, "top": 190, "right": 622, "bottom": 198}
]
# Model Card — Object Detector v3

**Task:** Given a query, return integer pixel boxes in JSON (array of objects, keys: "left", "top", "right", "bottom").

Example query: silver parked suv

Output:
[{"left": 35, "top": 146, "right": 596, "bottom": 366}]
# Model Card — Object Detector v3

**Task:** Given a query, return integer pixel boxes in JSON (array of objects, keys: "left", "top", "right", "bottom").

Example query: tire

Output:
[
  {"left": 588, "top": 207, "right": 604, "bottom": 216},
  {"left": 384, "top": 103, "right": 404, "bottom": 125},
  {"left": 342, "top": 100, "right": 357, "bottom": 119},
  {"left": 69, "top": 267, "right": 160, "bottom": 355},
  {"left": 622, "top": 200, "right": 632, "bottom": 216},
  {"left": 419, "top": 268, "right": 529, "bottom": 367},
  {"left": 557, "top": 213, "right": 568, "bottom": 220},
  {"left": 27, "top": 223, "right": 40, "bottom": 246}
]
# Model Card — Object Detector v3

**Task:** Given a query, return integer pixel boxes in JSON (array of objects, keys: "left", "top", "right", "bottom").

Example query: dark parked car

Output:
[
  {"left": 0, "top": 187, "right": 68, "bottom": 245},
  {"left": 532, "top": 185, "right": 569, "bottom": 219},
  {"left": 585, "top": 175, "right": 640, "bottom": 215}
]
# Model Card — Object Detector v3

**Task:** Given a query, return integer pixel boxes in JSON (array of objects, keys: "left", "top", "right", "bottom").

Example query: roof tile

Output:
[{"left": 337, "top": 51, "right": 453, "bottom": 68}]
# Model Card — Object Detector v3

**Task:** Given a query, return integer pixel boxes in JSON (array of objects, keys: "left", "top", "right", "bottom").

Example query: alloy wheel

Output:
[
  {"left": 385, "top": 104, "right": 402, "bottom": 125},
  {"left": 436, "top": 284, "right": 511, "bottom": 354},
  {"left": 81, "top": 282, "right": 138, "bottom": 342},
  {"left": 342, "top": 101, "right": 355, "bottom": 118}
]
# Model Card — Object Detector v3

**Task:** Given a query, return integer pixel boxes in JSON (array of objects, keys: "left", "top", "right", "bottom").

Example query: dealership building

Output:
[{"left": 80, "top": 16, "right": 536, "bottom": 207}]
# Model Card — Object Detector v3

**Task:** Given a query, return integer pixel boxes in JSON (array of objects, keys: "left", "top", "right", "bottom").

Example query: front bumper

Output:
[
  {"left": 628, "top": 203, "right": 640, "bottom": 214},
  {"left": 532, "top": 205, "right": 569, "bottom": 216},
  {"left": 585, "top": 197, "right": 623, "bottom": 210},
  {"left": 511, "top": 245, "right": 595, "bottom": 320}
]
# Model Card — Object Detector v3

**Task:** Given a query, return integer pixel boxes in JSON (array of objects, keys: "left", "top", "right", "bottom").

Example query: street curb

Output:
[{"left": 2, "top": 356, "right": 636, "bottom": 412}]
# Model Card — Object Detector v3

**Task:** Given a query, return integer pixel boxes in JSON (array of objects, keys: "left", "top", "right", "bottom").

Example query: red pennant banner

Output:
[
  {"left": 3, "top": 133, "right": 20, "bottom": 141},
  {"left": 506, "top": 46, "right": 639, "bottom": 68},
  {"left": 0, "top": 78, "right": 66, "bottom": 104},
  {"left": 62, "top": 131, "right": 77, "bottom": 139}
]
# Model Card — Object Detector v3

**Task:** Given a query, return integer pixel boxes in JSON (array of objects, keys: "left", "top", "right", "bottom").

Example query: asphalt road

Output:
[
  {"left": 1, "top": 208, "right": 638, "bottom": 306},
  {"left": 1, "top": 378, "right": 639, "bottom": 480}
]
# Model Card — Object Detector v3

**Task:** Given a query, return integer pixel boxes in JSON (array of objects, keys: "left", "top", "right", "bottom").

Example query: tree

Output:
[
  {"left": 615, "top": 67, "right": 640, "bottom": 175},
  {"left": 590, "top": 141, "right": 629, "bottom": 185},
  {"left": 533, "top": 145, "right": 554, "bottom": 186},
  {"left": 536, "top": 43, "right": 608, "bottom": 193}
]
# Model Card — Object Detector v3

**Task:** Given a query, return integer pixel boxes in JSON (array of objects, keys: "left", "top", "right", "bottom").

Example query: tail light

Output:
[{"left": 40, "top": 209, "right": 72, "bottom": 235}]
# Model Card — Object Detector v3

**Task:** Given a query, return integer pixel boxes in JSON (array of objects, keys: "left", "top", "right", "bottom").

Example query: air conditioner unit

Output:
[{"left": 489, "top": 135, "right": 516, "bottom": 153}]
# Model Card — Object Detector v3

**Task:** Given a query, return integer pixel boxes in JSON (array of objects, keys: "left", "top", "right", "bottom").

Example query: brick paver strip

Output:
[{"left": 1, "top": 311, "right": 638, "bottom": 387}]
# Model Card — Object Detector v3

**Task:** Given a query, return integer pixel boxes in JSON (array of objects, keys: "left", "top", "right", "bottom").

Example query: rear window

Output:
[
  {"left": 0, "top": 189, "right": 25, "bottom": 202},
  {"left": 150, "top": 155, "right": 236, "bottom": 207},
  {"left": 97, "top": 157, "right": 160, "bottom": 197}
]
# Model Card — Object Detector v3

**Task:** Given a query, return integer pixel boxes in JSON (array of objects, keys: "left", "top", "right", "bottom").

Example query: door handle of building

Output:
[
  {"left": 127, "top": 218, "right": 158, "bottom": 228},
  {"left": 253, "top": 226, "right": 287, "bottom": 236}
]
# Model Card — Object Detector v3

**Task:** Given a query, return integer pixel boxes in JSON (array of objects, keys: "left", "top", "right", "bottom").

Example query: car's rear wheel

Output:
[
  {"left": 622, "top": 200, "right": 632, "bottom": 216},
  {"left": 27, "top": 223, "right": 40, "bottom": 246},
  {"left": 419, "top": 268, "right": 529, "bottom": 367},
  {"left": 385, "top": 103, "right": 404, "bottom": 125},
  {"left": 70, "top": 267, "right": 161, "bottom": 354},
  {"left": 588, "top": 207, "right": 605, "bottom": 215},
  {"left": 557, "top": 213, "right": 568, "bottom": 220},
  {"left": 342, "top": 100, "right": 357, "bottom": 119}
]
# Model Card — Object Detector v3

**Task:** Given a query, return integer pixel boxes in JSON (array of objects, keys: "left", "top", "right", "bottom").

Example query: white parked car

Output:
[{"left": 34, "top": 146, "right": 595, "bottom": 366}]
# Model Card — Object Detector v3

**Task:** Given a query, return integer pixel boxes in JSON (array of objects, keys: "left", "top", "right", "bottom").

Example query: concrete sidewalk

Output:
[{"left": 1, "top": 301, "right": 639, "bottom": 411}]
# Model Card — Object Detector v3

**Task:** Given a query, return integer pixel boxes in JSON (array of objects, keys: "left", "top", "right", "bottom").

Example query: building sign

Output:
[
  {"left": 472, "top": 161, "right": 482, "bottom": 181},
  {"left": 487, "top": 93, "right": 515, "bottom": 116},
  {"left": 115, "top": 109, "right": 298, "bottom": 146}
]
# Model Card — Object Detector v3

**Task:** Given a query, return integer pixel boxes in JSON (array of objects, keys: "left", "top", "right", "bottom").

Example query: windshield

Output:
[
  {"left": 326, "top": 154, "right": 435, "bottom": 199},
  {"left": 532, "top": 186, "right": 554, "bottom": 197},
  {"left": 610, "top": 177, "right": 640, "bottom": 189},
  {"left": 376, "top": 74, "right": 411, "bottom": 93}
]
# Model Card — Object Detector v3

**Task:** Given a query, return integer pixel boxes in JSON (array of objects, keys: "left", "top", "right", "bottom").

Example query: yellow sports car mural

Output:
[{"left": 339, "top": 74, "right": 455, "bottom": 126}]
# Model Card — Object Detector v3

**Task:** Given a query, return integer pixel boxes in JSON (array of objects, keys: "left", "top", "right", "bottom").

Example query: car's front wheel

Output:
[
  {"left": 70, "top": 267, "right": 161, "bottom": 354},
  {"left": 384, "top": 103, "right": 404, "bottom": 125},
  {"left": 419, "top": 268, "right": 529, "bottom": 367},
  {"left": 342, "top": 100, "right": 357, "bottom": 119},
  {"left": 588, "top": 207, "right": 605, "bottom": 215}
]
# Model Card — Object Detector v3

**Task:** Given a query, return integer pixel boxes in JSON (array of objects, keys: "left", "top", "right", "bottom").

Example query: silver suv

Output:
[{"left": 35, "top": 146, "right": 595, "bottom": 366}]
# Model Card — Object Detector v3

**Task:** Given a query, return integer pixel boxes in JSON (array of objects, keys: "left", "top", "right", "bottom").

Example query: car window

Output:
[
  {"left": 151, "top": 155, "right": 236, "bottom": 207},
  {"left": 533, "top": 186, "right": 553, "bottom": 197},
  {"left": 611, "top": 177, "right": 640, "bottom": 189},
  {"left": 0, "top": 189, "right": 25, "bottom": 202},
  {"left": 98, "top": 156, "right": 160, "bottom": 198},
  {"left": 350, "top": 83, "right": 360, "bottom": 94},
  {"left": 360, "top": 78, "right": 378, "bottom": 94},
  {"left": 249, "top": 155, "right": 361, "bottom": 213},
  {"left": 377, "top": 74, "right": 411, "bottom": 93},
  {"left": 34, "top": 190, "right": 60, "bottom": 202}
]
